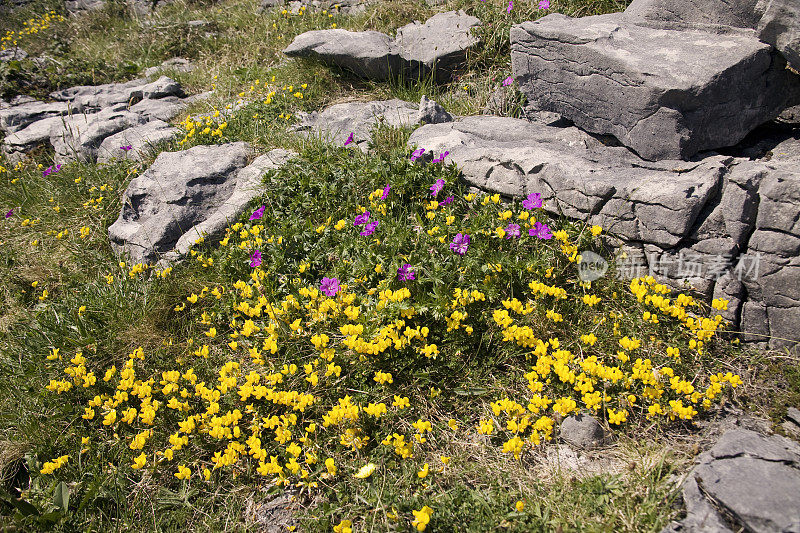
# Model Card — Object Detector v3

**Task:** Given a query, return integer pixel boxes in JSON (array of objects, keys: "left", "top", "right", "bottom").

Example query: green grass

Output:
[{"left": 0, "top": 0, "right": 797, "bottom": 531}]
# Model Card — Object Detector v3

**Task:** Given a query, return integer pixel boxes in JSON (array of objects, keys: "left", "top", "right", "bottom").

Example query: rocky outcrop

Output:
[
  {"left": 294, "top": 97, "right": 452, "bottom": 150},
  {"left": 109, "top": 143, "right": 296, "bottom": 265},
  {"left": 757, "top": 0, "right": 800, "bottom": 72},
  {"left": 284, "top": 10, "right": 479, "bottom": 83},
  {"left": 260, "top": 0, "right": 371, "bottom": 15},
  {"left": 663, "top": 429, "right": 800, "bottom": 533},
  {"left": 510, "top": 12, "right": 800, "bottom": 161},
  {"left": 408, "top": 115, "right": 800, "bottom": 351},
  {"left": 97, "top": 119, "right": 179, "bottom": 164},
  {"left": 144, "top": 57, "right": 195, "bottom": 77},
  {"left": 2, "top": 76, "right": 194, "bottom": 163}
]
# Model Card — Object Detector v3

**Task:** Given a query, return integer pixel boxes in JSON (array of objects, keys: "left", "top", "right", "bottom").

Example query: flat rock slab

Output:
[
  {"left": 294, "top": 99, "right": 422, "bottom": 150},
  {"left": 158, "top": 148, "right": 297, "bottom": 266},
  {"left": 51, "top": 104, "right": 147, "bottom": 164},
  {"left": 97, "top": 120, "right": 180, "bottom": 164},
  {"left": 408, "top": 115, "right": 726, "bottom": 248},
  {"left": 49, "top": 76, "right": 184, "bottom": 112},
  {"left": 623, "top": 0, "right": 762, "bottom": 31},
  {"left": 758, "top": 0, "right": 800, "bottom": 72},
  {"left": 284, "top": 10, "right": 479, "bottom": 83},
  {"left": 2, "top": 116, "right": 66, "bottom": 163},
  {"left": 664, "top": 429, "right": 800, "bottom": 532},
  {"left": 109, "top": 142, "right": 259, "bottom": 265},
  {"left": 0, "top": 100, "right": 78, "bottom": 134},
  {"left": 144, "top": 57, "right": 194, "bottom": 77},
  {"left": 510, "top": 12, "right": 800, "bottom": 161},
  {"left": 128, "top": 96, "right": 189, "bottom": 122}
]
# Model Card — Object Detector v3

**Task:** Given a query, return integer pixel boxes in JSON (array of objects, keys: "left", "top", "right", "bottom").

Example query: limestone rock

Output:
[
  {"left": 158, "top": 149, "right": 297, "bottom": 265},
  {"left": 283, "top": 29, "right": 398, "bottom": 81},
  {"left": 665, "top": 429, "right": 800, "bottom": 532},
  {"left": 0, "top": 100, "right": 76, "bottom": 134},
  {"left": 623, "top": 0, "right": 761, "bottom": 31},
  {"left": 49, "top": 76, "right": 183, "bottom": 112},
  {"left": 294, "top": 99, "right": 419, "bottom": 150},
  {"left": 0, "top": 48, "right": 27, "bottom": 62},
  {"left": 2, "top": 116, "right": 65, "bottom": 163},
  {"left": 510, "top": 12, "right": 800, "bottom": 160},
  {"left": 417, "top": 95, "right": 452, "bottom": 125},
  {"left": 144, "top": 58, "right": 195, "bottom": 77},
  {"left": 757, "top": 0, "right": 800, "bottom": 72},
  {"left": 395, "top": 10, "right": 481, "bottom": 82},
  {"left": 129, "top": 96, "right": 189, "bottom": 122},
  {"left": 97, "top": 120, "right": 179, "bottom": 164},
  {"left": 50, "top": 105, "right": 147, "bottom": 163},
  {"left": 560, "top": 414, "right": 606, "bottom": 449},
  {"left": 108, "top": 142, "right": 254, "bottom": 265}
]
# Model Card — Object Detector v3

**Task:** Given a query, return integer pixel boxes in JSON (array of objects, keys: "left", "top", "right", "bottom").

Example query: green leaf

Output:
[
  {"left": 4, "top": 496, "right": 40, "bottom": 517},
  {"left": 52, "top": 481, "right": 69, "bottom": 511}
]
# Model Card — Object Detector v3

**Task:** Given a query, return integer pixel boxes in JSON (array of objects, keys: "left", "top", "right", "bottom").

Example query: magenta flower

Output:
[
  {"left": 523, "top": 192, "right": 543, "bottom": 210},
  {"left": 502, "top": 76, "right": 514, "bottom": 87},
  {"left": 42, "top": 164, "right": 61, "bottom": 178},
  {"left": 430, "top": 179, "right": 445, "bottom": 198},
  {"left": 249, "top": 250, "right": 262, "bottom": 267},
  {"left": 4, "top": 208, "right": 14, "bottom": 219},
  {"left": 539, "top": 0, "right": 550, "bottom": 9},
  {"left": 440, "top": 195, "right": 454, "bottom": 207},
  {"left": 450, "top": 233, "right": 471, "bottom": 255},
  {"left": 432, "top": 151, "right": 449, "bottom": 163},
  {"left": 381, "top": 184, "right": 391, "bottom": 200},
  {"left": 410, "top": 148, "right": 425, "bottom": 162},
  {"left": 320, "top": 277, "right": 340, "bottom": 297},
  {"left": 397, "top": 263, "right": 415, "bottom": 281},
  {"left": 529, "top": 222, "right": 553, "bottom": 240},
  {"left": 120, "top": 145, "right": 132, "bottom": 151},
  {"left": 354, "top": 211, "right": 371, "bottom": 226},
  {"left": 360, "top": 220, "right": 379, "bottom": 236},
  {"left": 507, "top": 1, "right": 513, "bottom": 13},
  {"left": 250, "top": 205, "right": 266, "bottom": 221},
  {"left": 505, "top": 223, "right": 521, "bottom": 239},
  {"left": 344, "top": 132, "right": 354, "bottom": 146}
]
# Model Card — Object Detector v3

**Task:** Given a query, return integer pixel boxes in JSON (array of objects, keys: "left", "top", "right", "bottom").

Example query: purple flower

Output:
[
  {"left": 320, "top": 277, "right": 340, "bottom": 297},
  {"left": 249, "top": 250, "right": 262, "bottom": 268},
  {"left": 539, "top": 0, "right": 550, "bottom": 9},
  {"left": 397, "top": 263, "right": 415, "bottom": 281},
  {"left": 505, "top": 223, "right": 521, "bottom": 239},
  {"left": 502, "top": 76, "right": 514, "bottom": 87},
  {"left": 120, "top": 145, "right": 132, "bottom": 151},
  {"left": 507, "top": 0, "right": 513, "bottom": 13},
  {"left": 432, "top": 151, "right": 449, "bottom": 163},
  {"left": 381, "top": 184, "right": 391, "bottom": 201},
  {"left": 430, "top": 179, "right": 445, "bottom": 198},
  {"left": 522, "top": 192, "right": 543, "bottom": 210},
  {"left": 4, "top": 208, "right": 14, "bottom": 219},
  {"left": 250, "top": 205, "right": 266, "bottom": 221},
  {"left": 410, "top": 148, "right": 425, "bottom": 162},
  {"left": 440, "top": 195, "right": 454, "bottom": 207},
  {"left": 360, "top": 220, "right": 379, "bottom": 237},
  {"left": 450, "top": 233, "right": 471, "bottom": 255},
  {"left": 354, "top": 211, "right": 371, "bottom": 226},
  {"left": 344, "top": 132, "right": 354, "bottom": 146},
  {"left": 529, "top": 222, "right": 553, "bottom": 240}
]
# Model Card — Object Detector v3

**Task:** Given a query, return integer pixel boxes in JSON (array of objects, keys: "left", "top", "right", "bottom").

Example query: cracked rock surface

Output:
[
  {"left": 510, "top": 12, "right": 800, "bottom": 161},
  {"left": 663, "top": 429, "right": 800, "bottom": 533},
  {"left": 108, "top": 143, "right": 296, "bottom": 266}
]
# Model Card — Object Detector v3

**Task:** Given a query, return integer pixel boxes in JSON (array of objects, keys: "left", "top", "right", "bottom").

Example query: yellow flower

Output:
[
  {"left": 515, "top": 500, "right": 525, "bottom": 512},
  {"left": 412, "top": 506, "right": 434, "bottom": 531},
  {"left": 174, "top": 465, "right": 191, "bottom": 480},
  {"left": 591, "top": 225, "right": 603, "bottom": 236},
  {"left": 353, "top": 462, "right": 376, "bottom": 479},
  {"left": 132, "top": 452, "right": 146, "bottom": 470},
  {"left": 333, "top": 520, "right": 352, "bottom": 533}
]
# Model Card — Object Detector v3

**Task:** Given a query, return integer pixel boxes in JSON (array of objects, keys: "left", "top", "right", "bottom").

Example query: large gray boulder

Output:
[
  {"left": 510, "top": 12, "right": 800, "bottom": 161},
  {"left": 663, "top": 429, "right": 800, "bottom": 533},
  {"left": 50, "top": 104, "right": 148, "bottom": 163},
  {"left": 283, "top": 30, "right": 398, "bottom": 81},
  {"left": 623, "top": 0, "right": 762, "bottom": 31},
  {"left": 108, "top": 143, "right": 262, "bottom": 265},
  {"left": 283, "top": 11, "right": 480, "bottom": 83},
  {"left": 294, "top": 98, "right": 423, "bottom": 150},
  {"left": 96, "top": 120, "right": 179, "bottom": 164},
  {"left": 128, "top": 96, "right": 189, "bottom": 122},
  {"left": 757, "top": 0, "right": 800, "bottom": 72},
  {"left": 157, "top": 149, "right": 297, "bottom": 266},
  {"left": 394, "top": 10, "right": 481, "bottom": 82}
]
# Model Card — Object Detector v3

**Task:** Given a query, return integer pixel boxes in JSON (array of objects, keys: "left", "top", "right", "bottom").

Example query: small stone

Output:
[
  {"left": 417, "top": 95, "right": 452, "bottom": 125},
  {"left": 560, "top": 414, "right": 606, "bottom": 448},
  {"left": 787, "top": 407, "right": 800, "bottom": 427}
]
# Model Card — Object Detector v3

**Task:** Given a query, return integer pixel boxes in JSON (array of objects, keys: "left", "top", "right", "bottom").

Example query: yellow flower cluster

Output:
[{"left": 1, "top": 11, "right": 65, "bottom": 51}]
